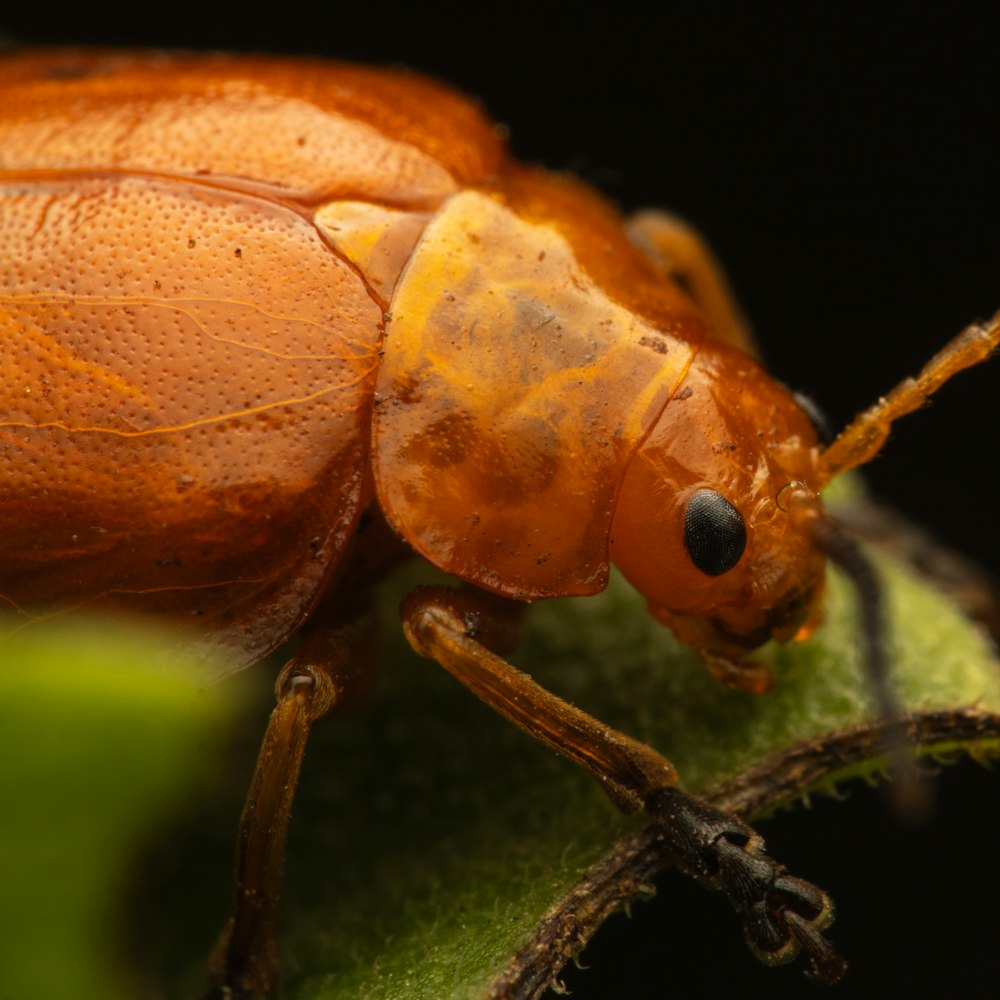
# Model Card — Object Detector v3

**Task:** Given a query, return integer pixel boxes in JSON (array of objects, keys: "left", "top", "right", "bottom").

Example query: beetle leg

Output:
[
  {"left": 204, "top": 609, "right": 377, "bottom": 999},
  {"left": 401, "top": 585, "right": 845, "bottom": 983},
  {"left": 625, "top": 209, "right": 758, "bottom": 356}
]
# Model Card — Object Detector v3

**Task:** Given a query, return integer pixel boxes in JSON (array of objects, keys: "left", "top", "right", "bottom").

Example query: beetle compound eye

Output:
[
  {"left": 792, "top": 390, "right": 834, "bottom": 445},
  {"left": 684, "top": 489, "right": 747, "bottom": 576}
]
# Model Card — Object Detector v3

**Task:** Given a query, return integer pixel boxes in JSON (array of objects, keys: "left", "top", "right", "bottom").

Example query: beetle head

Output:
[{"left": 609, "top": 342, "right": 829, "bottom": 691}]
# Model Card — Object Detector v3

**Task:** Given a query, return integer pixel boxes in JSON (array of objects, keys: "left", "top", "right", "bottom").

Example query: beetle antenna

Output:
[
  {"left": 818, "top": 311, "right": 1000, "bottom": 483},
  {"left": 812, "top": 514, "right": 931, "bottom": 819}
]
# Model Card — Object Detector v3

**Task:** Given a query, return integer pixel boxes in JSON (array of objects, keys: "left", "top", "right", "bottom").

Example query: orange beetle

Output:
[{"left": 1, "top": 50, "right": 997, "bottom": 997}]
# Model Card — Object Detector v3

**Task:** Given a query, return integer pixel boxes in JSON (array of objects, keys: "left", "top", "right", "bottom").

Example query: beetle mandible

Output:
[{"left": 1, "top": 49, "right": 997, "bottom": 997}]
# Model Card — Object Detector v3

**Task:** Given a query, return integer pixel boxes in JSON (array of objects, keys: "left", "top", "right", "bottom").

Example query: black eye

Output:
[
  {"left": 791, "top": 390, "right": 834, "bottom": 445},
  {"left": 684, "top": 489, "right": 747, "bottom": 576}
]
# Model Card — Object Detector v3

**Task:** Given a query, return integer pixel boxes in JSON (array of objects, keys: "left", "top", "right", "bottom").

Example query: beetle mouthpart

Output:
[
  {"left": 701, "top": 652, "right": 775, "bottom": 694},
  {"left": 765, "top": 585, "right": 824, "bottom": 643},
  {"left": 810, "top": 513, "right": 932, "bottom": 820}
]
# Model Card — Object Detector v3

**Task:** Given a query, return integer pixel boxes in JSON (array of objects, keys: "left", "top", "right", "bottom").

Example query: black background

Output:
[{"left": 5, "top": 5, "right": 1000, "bottom": 998}]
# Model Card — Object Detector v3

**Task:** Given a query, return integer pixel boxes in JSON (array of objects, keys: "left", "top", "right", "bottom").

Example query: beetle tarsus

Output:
[{"left": 647, "top": 785, "right": 845, "bottom": 984}]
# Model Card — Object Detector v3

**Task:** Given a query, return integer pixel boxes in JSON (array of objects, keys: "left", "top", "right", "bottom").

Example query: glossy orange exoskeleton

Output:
[{"left": 1, "top": 50, "right": 997, "bottom": 997}]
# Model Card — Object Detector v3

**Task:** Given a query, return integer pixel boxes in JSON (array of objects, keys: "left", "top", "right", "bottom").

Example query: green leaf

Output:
[
  {"left": 0, "top": 620, "right": 235, "bottom": 1000},
  {"left": 3, "top": 494, "right": 999, "bottom": 1000}
]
